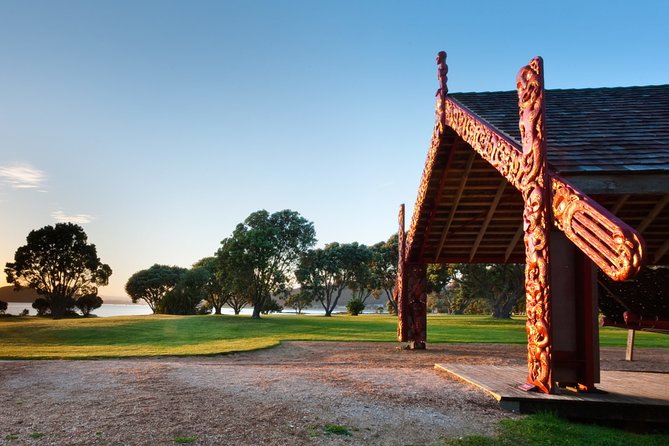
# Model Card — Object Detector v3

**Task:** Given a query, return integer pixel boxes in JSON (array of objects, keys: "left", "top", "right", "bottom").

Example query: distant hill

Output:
[{"left": 0, "top": 286, "right": 39, "bottom": 303}]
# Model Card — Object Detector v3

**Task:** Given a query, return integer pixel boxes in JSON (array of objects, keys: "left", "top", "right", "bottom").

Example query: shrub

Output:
[
  {"left": 346, "top": 298, "right": 365, "bottom": 316},
  {"left": 0, "top": 300, "right": 7, "bottom": 315},
  {"left": 32, "top": 297, "right": 51, "bottom": 316},
  {"left": 261, "top": 298, "right": 283, "bottom": 314},
  {"left": 75, "top": 294, "right": 103, "bottom": 316}
]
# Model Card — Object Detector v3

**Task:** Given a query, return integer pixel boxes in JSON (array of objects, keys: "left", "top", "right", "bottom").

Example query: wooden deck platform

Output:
[{"left": 435, "top": 363, "right": 669, "bottom": 425}]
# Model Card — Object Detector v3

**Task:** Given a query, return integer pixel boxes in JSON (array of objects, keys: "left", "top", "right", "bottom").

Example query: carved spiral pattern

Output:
[
  {"left": 516, "top": 57, "right": 552, "bottom": 394},
  {"left": 551, "top": 177, "right": 644, "bottom": 281}
]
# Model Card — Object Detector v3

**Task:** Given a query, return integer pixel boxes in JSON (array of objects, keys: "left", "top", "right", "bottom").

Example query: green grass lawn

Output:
[
  {"left": 1, "top": 313, "right": 667, "bottom": 359},
  {"left": 446, "top": 412, "right": 669, "bottom": 446}
]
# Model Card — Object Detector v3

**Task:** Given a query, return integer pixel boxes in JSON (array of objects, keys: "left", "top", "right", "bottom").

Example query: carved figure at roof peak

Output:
[{"left": 436, "top": 51, "right": 448, "bottom": 98}]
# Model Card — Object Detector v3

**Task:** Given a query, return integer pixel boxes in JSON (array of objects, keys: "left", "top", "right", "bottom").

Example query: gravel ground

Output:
[{"left": 1, "top": 342, "right": 667, "bottom": 446}]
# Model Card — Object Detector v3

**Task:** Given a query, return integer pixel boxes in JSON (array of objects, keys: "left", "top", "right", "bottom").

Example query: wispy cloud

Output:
[
  {"left": 52, "top": 210, "right": 94, "bottom": 224},
  {"left": 0, "top": 163, "right": 46, "bottom": 189}
]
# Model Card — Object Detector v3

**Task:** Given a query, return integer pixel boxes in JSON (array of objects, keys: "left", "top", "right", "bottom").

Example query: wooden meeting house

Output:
[{"left": 395, "top": 52, "right": 669, "bottom": 394}]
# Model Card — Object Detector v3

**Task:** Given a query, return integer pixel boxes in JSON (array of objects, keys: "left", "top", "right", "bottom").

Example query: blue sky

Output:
[{"left": 1, "top": 0, "right": 667, "bottom": 299}]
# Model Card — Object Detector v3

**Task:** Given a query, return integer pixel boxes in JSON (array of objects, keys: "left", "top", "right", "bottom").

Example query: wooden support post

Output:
[
  {"left": 551, "top": 231, "right": 600, "bottom": 390},
  {"left": 405, "top": 263, "right": 427, "bottom": 349},
  {"left": 626, "top": 329, "right": 636, "bottom": 361}
]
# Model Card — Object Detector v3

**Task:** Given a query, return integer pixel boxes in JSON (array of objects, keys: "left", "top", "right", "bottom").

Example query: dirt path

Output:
[{"left": 1, "top": 342, "right": 667, "bottom": 445}]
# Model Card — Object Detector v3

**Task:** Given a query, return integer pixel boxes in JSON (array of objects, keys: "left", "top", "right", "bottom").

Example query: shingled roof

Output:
[{"left": 450, "top": 85, "right": 669, "bottom": 174}]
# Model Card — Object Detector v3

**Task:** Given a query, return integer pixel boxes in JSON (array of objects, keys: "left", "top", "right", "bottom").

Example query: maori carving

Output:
[
  {"left": 405, "top": 263, "right": 427, "bottom": 349},
  {"left": 517, "top": 57, "right": 552, "bottom": 394},
  {"left": 436, "top": 51, "right": 448, "bottom": 98},
  {"left": 443, "top": 98, "right": 524, "bottom": 190},
  {"left": 396, "top": 204, "right": 408, "bottom": 342},
  {"left": 551, "top": 177, "right": 645, "bottom": 280}
]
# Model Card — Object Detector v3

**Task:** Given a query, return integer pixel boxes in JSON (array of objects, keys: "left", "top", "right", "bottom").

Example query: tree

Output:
[
  {"left": 296, "top": 242, "right": 368, "bottom": 317},
  {"left": 370, "top": 235, "right": 399, "bottom": 313},
  {"left": 283, "top": 290, "right": 314, "bottom": 314},
  {"left": 347, "top": 244, "right": 376, "bottom": 305},
  {"left": 226, "top": 292, "right": 250, "bottom": 315},
  {"left": 426, "top": 264, "right": 477, "bottom": 314},
  {"left": 125, "top": 264, "right": 187, "bottom": 313},
  {"left": 158, "top": 266, "right": 210, "bottom": 315},
  {"left": 75, "top": 294, "right": 103, "bottom": 316},
  {"left": 219, "top": 209, "right": 316, "bottom": 319},
  {"left": 193, "top": 257, "right": 228, "bottom": 315},
  {"left": 5, "top": 223, "right": 112, "bottom": 319},
  {"left": 457, "top": 263, "right": 525, "bottom": 318},
  {"left": 0, "top": 300, "right": 7, "bottom": 315}
]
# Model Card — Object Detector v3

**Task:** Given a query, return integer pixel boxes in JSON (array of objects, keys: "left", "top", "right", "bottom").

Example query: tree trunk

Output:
[
  {"left": 252, "top": 305, "right": 262, "bottom": 319},
  {"left": 214, "top": 306, "right": 222, "bottom": 315}
]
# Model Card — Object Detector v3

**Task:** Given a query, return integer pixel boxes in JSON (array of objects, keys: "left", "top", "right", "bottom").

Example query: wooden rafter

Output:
[
  {"left": 418, "top": 138, "right": 459, "bottom": 260},
  {"left": 611, "top": 194, "right": 630, "bottom": 214},
  {"left": 653, "top": 238, "right": 669, "bottom": 264},
  {"left": 505, "top": 221, "right": 524, "bottom": 262},
  {"left": 434, "top": 151, "right": 476, "bottom": 262},
  {"left": 637, "top": 194, "right": 669, "bottom": 233},
  {"left": 470, "top": 178, "right": 507, "bottom": 261}
]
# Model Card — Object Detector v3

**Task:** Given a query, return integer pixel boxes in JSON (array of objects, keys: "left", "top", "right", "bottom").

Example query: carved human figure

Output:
[{"left": 436, "top": 51, "right": 448, "bottom": 97}]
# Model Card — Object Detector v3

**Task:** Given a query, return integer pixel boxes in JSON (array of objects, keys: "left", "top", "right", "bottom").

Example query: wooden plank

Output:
[
  {"left": 435, "top": 363, "right": 669, "bottom": 407},
  {"left": 434, "top": 151, "right": 476, "bottom": 261},
  {"left": 504, "top": 225, "right": 524, "bottom": 262},
  {"left": 626, "top": 329, "right": 636, "bottom": 361},
  {"left": 469, "top": 179, "right": 507, "bottom": 261},
  {"left": 638, "top": 194, "right": 669, "bottom": 233}
]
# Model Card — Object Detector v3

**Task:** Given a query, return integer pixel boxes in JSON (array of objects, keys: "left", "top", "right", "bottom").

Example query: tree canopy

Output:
[
  {"left": 370, "top": 234, "right": 399, "bottom": 313},
  {"left": 125, "top": 264, "right": 187, "bottom": 313},
  {"left": 5, "top": 223, "right": 112, "bottom": 319},
  {"left": 296, "top": 242, "right": 371, "bottom": 316},
  {"left": 219, "top": 209, "right": 316, "bottom": 318}
]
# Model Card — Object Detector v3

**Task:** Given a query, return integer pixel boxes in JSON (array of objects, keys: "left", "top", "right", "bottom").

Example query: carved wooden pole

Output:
[
  {"left": 517, "top": 57, "right": 553, "bottom": 393},
  {"left": 396, "top": 204, "right": 408, "bottom": 342},
  {"left": 405, "top": 263, "right": 427, "bottom": 349}
]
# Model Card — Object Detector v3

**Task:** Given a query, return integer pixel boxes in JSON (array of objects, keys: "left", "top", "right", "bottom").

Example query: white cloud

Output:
[
  {"left": 51, "top": 210, "right": 94, "bottom": 224},
  {"left": 0, "top": 163, "right": 46, "bottom": 189}
]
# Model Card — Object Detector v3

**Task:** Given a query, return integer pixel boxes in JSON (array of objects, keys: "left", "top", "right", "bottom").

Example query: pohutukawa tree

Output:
[
  {"left": 370, "top": 234, "right": 399, "bottom": 313},
  {"left": 125, "top": 264, "right": 187, "bottom": 313},
  {"left": 4, "top": 223, "right": 112, "bottom": 319},
  {"left": 219, "top": 209, "right": 316, "bottom": 319},
  {"left": 296, "top": 242, "right": 370, "bottom": 317}
]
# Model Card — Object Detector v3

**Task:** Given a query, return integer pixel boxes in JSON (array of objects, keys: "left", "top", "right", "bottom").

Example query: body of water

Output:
[{"left": 3, "top": 302, "right": 363, "bottom": 317}]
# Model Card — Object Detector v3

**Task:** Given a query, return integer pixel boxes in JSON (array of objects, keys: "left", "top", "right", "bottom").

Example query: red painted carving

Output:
[
  {"left": 517, "top": 57, "right": 552, "bottom": 393},
  {"left": 436, "top": 51, "right": 448, "bottom": 98},
  {"left": 396, "top": 204, "right": 408, "bottom": 342},
  {"left": 551, "top": 177, "right": 645, "bottom": 280}
]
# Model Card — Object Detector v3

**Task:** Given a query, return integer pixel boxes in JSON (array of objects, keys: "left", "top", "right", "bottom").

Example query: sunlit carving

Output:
[
  {"left": 517, "top": 57, "right": 552, "bottom": 393},
  {"left": 551, "top": 177, "right": 645, "bottom": 280}
]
